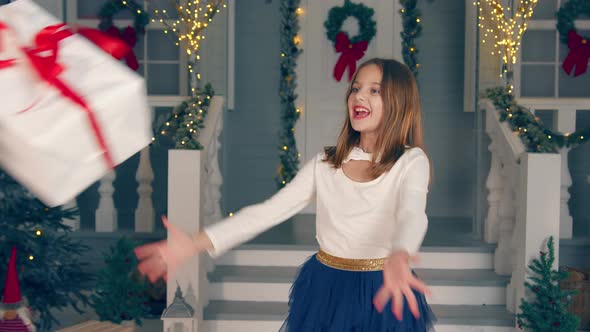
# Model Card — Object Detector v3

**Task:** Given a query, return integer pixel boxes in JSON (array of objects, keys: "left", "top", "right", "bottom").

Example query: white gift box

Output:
[{"left": 0, "top": 0, "right": 152, "bottom": 207}]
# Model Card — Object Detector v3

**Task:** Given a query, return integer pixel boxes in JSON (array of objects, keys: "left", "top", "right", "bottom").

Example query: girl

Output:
[{"left": 135, "top": 58, "right": 437, "bottom": 331}]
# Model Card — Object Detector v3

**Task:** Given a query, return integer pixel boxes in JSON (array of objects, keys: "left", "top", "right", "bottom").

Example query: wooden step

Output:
[
  {"left": 215, "top": 244, "right": 496, "bottom": 270},
  {"left": 207, "top": 265, "right": 508, "bottom": 305},
  {"left": 203, "top": 300, "right": 515, "bottom": 332}
]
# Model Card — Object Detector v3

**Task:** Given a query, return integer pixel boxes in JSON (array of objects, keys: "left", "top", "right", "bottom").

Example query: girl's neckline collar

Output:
[{"left": 343, "top": 145, "right": 412, "bottom": 164}]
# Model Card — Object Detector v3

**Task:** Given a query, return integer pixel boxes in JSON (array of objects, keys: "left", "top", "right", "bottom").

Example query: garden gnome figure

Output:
[{"left": 0, "top": 246, "right": 35, "bottom": 332}]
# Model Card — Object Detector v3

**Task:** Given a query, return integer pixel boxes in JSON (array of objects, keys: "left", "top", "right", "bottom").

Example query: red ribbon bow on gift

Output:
[
  {"left": 0, "top": 22, "right": 16, "bottom": 69},
  {"left": 562, "top": 30, "right": 590, "bottom": 77},
  {"left": 333, "top": 31, "right": 368, "bottom": 82},
  {"left": 0, "top": 23, "right": 132, "bottom": 169}
]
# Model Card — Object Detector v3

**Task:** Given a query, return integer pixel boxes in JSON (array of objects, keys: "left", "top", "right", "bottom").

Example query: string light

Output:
[
  {"left": 228, "top": 212, "right": 234, "bottom": 217},
  {"left": 29, "top": 255, "right": 34, "bottom": 261},
  {"left": 150, "top": 0, "right": 227, "bottom": 95},
  {"left": 475, "top": 0, "right": 538, "bottom": 82},
  {"left": 35, "top": 230, "right": 42, "bottom": 236}
]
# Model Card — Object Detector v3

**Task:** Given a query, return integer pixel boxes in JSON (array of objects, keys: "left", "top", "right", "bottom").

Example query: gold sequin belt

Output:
[{"left": 316, "top": 249, "right": 385, "bottom": 271}]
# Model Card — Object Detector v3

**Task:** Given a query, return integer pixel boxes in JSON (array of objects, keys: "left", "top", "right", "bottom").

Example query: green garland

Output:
[
  {"left": 98, "top": 0, "right": 150, "bottom": 34},
  {"left": 276, "top": 0, "right": 302, "bottom": 188},
  {"left": 556, "top": 0, "right": 590, "bottom": 45},
  {"left": 153, "top": 84, "right": 215, "bottom": 149},
  {"left": 324, "top": 0, "right": 376, "bottom": 45},
  {"left": 399, "top": 0, "right": 423, "bottom": 77},
  {"left": 485, "top": 87, "right": 589, "bottom": 152}
]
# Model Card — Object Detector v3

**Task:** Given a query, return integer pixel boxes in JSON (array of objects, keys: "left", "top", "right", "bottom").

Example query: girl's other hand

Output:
[
  {"left": 373, "top": 250, "right": 432, "bottom": 321},
  {"left": 134, "top": 216, "right": 202, "bottom": 283}
]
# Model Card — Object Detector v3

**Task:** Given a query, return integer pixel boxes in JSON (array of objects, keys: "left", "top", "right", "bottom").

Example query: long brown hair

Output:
[{"left": 324, "top": 58, "right": 432, "bottom": 186}]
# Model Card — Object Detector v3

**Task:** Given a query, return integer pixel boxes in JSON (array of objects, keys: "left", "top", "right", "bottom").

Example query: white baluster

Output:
[
  {"left": 95, "top": 170, "right": 117, "bottom": 232},
  {"left": 494, "top": 161, "right": 516, "bottom": 275},
  {"left": 135, "top": 146, "right": 155, "bottom": 232},
  {"left": 554, "top": 109, "right": 576, "bottom": 239},
  {"left": 558, "top": 147, "right": 573, "bottom": 239},
  {"left": 62, "top": 198, "right": 80, "bottom": 231},
  {"left": 485, "top": 139, "right": 502, "bottom": 243},
  {"left": 203, "top": 114, "right": 224, "bottom": 226}
]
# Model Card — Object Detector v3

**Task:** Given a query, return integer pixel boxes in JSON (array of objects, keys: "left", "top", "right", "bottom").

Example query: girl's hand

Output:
[
  {"left": 373, "top": 250, "right": 432, "bottom": 321},
  {"left": 134, "top": 216, "right": 206, "bottom": 283}
]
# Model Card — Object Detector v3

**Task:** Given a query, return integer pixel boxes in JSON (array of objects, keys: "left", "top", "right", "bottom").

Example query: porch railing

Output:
[
  {"left": 63, "top": 95, "right": 224, "bottom": 235},
  {"left": 481, "top": 99, "right": 561, "bottom": 317}
]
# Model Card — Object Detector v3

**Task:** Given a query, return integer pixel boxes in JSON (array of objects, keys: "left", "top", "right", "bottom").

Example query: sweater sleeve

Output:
[
  {"left": 390, "top": 152, "right": 430, "bottom": 256},
  {"left": 203, "top": 154, "right": 318, "bottom": 258}
]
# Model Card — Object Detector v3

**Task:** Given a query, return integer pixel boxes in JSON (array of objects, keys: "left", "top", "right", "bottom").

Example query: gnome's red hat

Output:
[{"left": 2, "top": 246, "right": 23, "bottom": 307}]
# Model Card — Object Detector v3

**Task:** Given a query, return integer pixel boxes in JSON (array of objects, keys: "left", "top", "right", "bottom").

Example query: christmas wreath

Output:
[
  {"left": 556, "top": 0, "right": 590, "bottom": 77},
  {"left": 324, "top": 0, "right": 376, "bottom": 81},
  {"left": 98, "top": 0, "right": 150, "bottom": 71}
]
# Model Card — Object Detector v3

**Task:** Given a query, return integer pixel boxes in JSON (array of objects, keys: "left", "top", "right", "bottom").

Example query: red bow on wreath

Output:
[
  {"left": 562, "top": 30, "right": 590, "bottom": 77},
  {"left": 103, "top": 26, "right": 139, "bottom": 71},
  {"left": 333, "top": 31, "right": 368, "bottom": 82}
]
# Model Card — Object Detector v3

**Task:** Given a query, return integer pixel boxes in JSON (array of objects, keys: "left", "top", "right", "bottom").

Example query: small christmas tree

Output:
[
  {"left": 0, "top": 170, "right": 92, "bottom": 331},
  {"left": 516, "top": 236, "right": 580, "bottom": 331},
  {"left": 90, "top": 237, "right": 149, "bottom": 325}
]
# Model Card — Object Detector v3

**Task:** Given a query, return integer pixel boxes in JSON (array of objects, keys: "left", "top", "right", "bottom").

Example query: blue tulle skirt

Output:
[{"left": 279, "top": 253, "right": 437, "bottom": 332}]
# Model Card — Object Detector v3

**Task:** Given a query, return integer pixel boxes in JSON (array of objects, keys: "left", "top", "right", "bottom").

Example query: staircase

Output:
[{"left": 201, "top": 215, "right": 516, "bottom": 332}]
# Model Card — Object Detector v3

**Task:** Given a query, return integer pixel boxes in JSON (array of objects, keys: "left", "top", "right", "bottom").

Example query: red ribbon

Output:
[
  {"left": 333, "top": 32, "right": 368, "bottom": 82},
  {"left": 101, "top": 26, "right": 139, "bottom": 71},
  {"left": 0, "top": 23, "right": 116, "bottom": 169},
  {"left": 562, "top": 30, "right": 590, "bottom": 77},
  {"left": 0, "top": 22, "right": 15, "bottom": 68}
]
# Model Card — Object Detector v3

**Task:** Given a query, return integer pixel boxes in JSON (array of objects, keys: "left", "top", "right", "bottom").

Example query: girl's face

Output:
[{"left": 347, "top": 64, "right": 384, "bottom": 135}]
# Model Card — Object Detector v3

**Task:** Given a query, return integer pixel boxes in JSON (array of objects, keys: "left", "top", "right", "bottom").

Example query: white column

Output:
[
  {"left": 485, "top": 140, "right": 502, "bottom": 243},
  {"left": 166, "top": 150, "right": 201, "bottom": 326},
  {"left": 506, "top": 153, "right": 561, "bottom": 314},
  {"left": 554, "top": 109, "right": 576, "bottom": 239},
  {"left": 95, "top": 170, "right": 117, "bottom": 232},
  {"left": 463, "top": 0, "right": 477, "bottom": 112},
  {"left": 135, "top": 146, "right": 155, "bottom": 232},
  {"left": 494, "top": 161, "right": 516, "bottom": 276}
]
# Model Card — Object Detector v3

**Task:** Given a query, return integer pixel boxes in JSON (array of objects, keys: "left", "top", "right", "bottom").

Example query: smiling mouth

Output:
[{"left": 353, "top": 107, "right": 370, "bottom": 120}]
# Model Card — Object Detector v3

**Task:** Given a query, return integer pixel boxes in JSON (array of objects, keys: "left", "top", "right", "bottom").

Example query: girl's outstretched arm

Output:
[
  {"left": 202, "top": 153, "right": 318, "bottom": 257},
  {"left": 135, "top": 153, "right": 319, "bottom": 283}
]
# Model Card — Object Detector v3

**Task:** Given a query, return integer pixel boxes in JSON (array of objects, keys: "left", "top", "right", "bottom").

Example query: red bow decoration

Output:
[
  {"left": 562, "top": 30, "right": 590, "bottom": 77},
  {"left": 76, "top": 27, "right": 133, "bottom": 62},
  {"left": 0, "top": 23, "right": 120, "bottom": 168},
  {"left": 101, "top": 26, "right": 139, "bottom": 71},
  {"left": 333, "top": 31, "right": 368, "bottom": 82}
]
